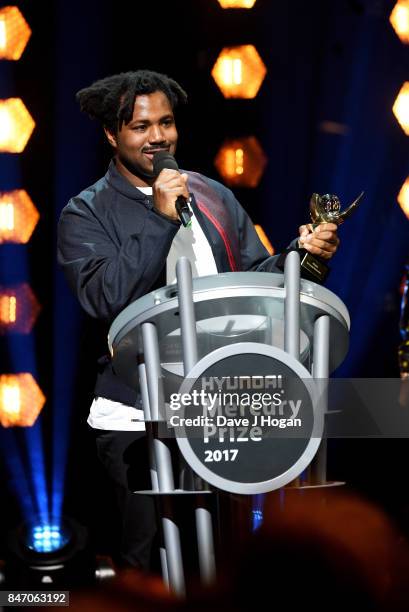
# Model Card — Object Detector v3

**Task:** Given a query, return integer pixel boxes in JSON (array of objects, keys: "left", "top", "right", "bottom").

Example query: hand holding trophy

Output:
[{"left": 278, "top": 191, "right": 364, "bottom": 282}]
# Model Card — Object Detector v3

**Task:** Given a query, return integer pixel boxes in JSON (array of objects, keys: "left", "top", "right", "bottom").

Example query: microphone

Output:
[{"left": 152, "top": 151, "right": 192, "bottom": 228}]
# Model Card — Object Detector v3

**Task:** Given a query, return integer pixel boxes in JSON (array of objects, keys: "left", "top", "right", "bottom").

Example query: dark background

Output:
[{"left": 0, "top": 0, "right": 409, "bottom": 564}]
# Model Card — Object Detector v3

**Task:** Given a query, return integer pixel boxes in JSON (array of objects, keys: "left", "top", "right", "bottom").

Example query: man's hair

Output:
[{"left": 75, "top": 70, "right": 188, "bottom": 134}]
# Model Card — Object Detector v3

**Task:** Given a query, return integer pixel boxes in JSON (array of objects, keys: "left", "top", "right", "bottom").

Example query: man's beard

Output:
[{"left": 119, "top": 154, "right": 156, "bottom": 182}]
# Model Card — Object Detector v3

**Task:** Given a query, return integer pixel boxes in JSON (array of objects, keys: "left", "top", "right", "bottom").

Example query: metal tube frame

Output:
[
  {"left": 136, "top": 253, "right": 334, "bottom": 592},
  {"left": 141, "top": 322, "right": 185, "bottom": 596},
  {"left": 311, "top": 314, "right": 330, "bottom": 485},
  {"left": 176, "top": 257, "right": 216, "bottom": 585},
  {"left": 284, "top": 250, "right": 301, "bottom": 359},
  {"left": 138, "top": 363, "right": 167, "bottom": 585},
  {"left": 284, "top": 253, "right": 331, "bottom": 486}
]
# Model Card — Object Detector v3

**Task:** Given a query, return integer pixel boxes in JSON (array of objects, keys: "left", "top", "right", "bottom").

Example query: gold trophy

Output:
[{"left": 278, "top": 191, "right": 364, "bottom": 282}]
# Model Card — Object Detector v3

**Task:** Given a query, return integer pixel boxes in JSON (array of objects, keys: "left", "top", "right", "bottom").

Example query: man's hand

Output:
[
  {"left": 153, "top": 169, "right": 189, "bottom": 221},
  {"left": 298, "top": 222, "right": 340, "bottom": 260}
]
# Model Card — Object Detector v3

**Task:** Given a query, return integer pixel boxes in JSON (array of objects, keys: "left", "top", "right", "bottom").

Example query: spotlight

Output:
[
  {"left": 218, "top": 0, "right": 257, "bottom": 7},
  {"left": 0, "top": 284, "right": 41, "bottom": 334},
  {"left": 211, "top": 45, "right": 266, "bottom": 99},
  {"left": 252, "top": 509, "right": 263, "bottom": 530},
  {"left": 392, "top": 82, "right": 409, "bottom": 136},
  {"left": 390, "top": 0, "right": 409, "bottom": 44},
  {"left": 0, "top": 373, "right": 45, "bottom": 427},
  {"left": 28, "top": 524, "right": 70, "bottom": 554},
  {"left": 6, "top": 516, "right": 96, "bottom": 589},
  {"left": 0, "top": 6, "right": 31, "bottom": 60},
  {"left": 0, "top": 98, "right": 35, "bottom": 153},
  {"left": 214, "top": 136, "right": 267, "bottom": 187},
  {"left": 398, "top": 176, "right": 409, "bottom": 218},
  {"left": 0, "top": 190, "right": 39, "bottom": 244}
]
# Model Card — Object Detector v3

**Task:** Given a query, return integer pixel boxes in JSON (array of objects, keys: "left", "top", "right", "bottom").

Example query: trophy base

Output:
[{"left": 277, "top": 247, "right": 329, "bottom": 283}]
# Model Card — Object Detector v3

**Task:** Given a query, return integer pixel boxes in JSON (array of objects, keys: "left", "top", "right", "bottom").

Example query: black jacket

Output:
[{"left": 57, "top": 160, "right": 289, "bottom": 405}]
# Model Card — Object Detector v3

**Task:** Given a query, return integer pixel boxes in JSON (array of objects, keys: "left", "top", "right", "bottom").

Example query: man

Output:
[{"left": 57, "top": 70, "right": 339, "bottom": 571}]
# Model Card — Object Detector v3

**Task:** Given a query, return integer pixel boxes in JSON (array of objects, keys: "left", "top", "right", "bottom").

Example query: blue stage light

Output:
[
  {"left": 252, "top": 509, "right": 263, "bottom": 531},
  {"left": 0, "top": 428, "right": 36, "bottom": 523},
  {"left": 6, "top": 516, "right": 100, "bottom": 589},
  {"left": 27, "top": 523, "right": 69, "bottom": 554},
  {"left": 252, "top": 493, "right": 265, "bottom": 531}
]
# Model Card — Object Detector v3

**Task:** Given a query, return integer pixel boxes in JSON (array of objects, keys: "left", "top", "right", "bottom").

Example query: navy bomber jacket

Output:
[{"left": 57, "top": 160, "right": 291, "bottom": 406}]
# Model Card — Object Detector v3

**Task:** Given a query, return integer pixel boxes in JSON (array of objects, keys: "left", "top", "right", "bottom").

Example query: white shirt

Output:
[{"left": 88, "top": 186, "right": 218, "bottom": 430}]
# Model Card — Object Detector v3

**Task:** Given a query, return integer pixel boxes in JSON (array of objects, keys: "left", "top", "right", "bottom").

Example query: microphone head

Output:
[{"left": 152, "top": 151, "right": 179, "bottom": 176}]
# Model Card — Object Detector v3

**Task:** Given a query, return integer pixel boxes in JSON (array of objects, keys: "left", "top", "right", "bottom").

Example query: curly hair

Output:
[{"left": 75, "top": 70, "right": 188, "bottom": 134}]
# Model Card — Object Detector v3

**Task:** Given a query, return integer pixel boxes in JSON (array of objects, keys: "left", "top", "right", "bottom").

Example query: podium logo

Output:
[{"left": 201, "top": 375, "right": 282, "bottom": 391}]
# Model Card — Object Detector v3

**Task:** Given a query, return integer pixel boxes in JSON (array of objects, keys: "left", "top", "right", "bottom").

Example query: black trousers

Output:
[{"left": 90, "top": 427, "right": 157, "bottom": 570}]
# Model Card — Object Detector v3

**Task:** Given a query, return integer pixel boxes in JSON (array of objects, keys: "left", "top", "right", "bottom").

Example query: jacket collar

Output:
[{"left": 105, "top": 158, "right": 152, "bottom": 201}]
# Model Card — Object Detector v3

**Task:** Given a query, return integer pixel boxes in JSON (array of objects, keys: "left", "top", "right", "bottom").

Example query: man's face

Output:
[{"left": 106, "top": 90, "right": 178, "bottom": 185}]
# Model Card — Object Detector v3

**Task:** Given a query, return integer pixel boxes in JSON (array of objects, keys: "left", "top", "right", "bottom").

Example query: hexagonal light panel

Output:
[
  {"left": 398, "top": 176, "right": 409, "bottom": 218},
  {"left": 393, "top": 82, "right": 409, "bottom": 135},
  {"left": 0, "top": 373, "right": 45, "bottom": 427},
  {"left": 218, "top": 0, "right": 257, "bottom": 7},
  {"left": 0, "top": 6, "right": 31, "bottom": 60},
  {"left": 0, "top": 190, "right": 39, "bottom": 244},
  {"left": 214, "top": 136, "right": 267, "bottom": 187},
  {"left": 0, "top": 98, "right": 35, "bottom": 153},
  {"left": 390, "top": 0, "right": 409, "bottom": 44},
  {"left": 211, "top": 45, "right": 266, "bottom": 99},
  {"left": 0, "top": 283, "right": 41, "bottom": 334}
]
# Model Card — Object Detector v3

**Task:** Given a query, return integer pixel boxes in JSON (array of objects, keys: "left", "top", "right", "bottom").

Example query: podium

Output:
[{"left": 108, "top": 252, "right": 350, "bottom": 594}]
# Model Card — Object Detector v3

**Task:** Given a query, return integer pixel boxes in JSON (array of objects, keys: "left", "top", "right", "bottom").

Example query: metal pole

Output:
[
  {"left": 138, "top": 363, "right": 158, "bottom": 490},
  {"left": 176, "top": 257, "right": 216, "bottom": 584},
  {"left": 195, "top": 503, "right": 217, "bottom": 584},
  {"left": 311, "top": 315, "right": 330, "bottom": 485},
  {"left": 141, "top": 322, "right": 185, "bottom": 596},
  {"left": 284, "top": 250, "right": 301, "bottom": 360},
  {"left": 142, "top": 323, "right": 175, "bottom": 491},
  {"left": 313, "top": 315, "right": 330, "bottom": 378},
  {"left": 176, "top": 257, "right": 198, "bottom": 372},
  {"left": 138, "top": 362, "right": 168, "bottom": 586}
]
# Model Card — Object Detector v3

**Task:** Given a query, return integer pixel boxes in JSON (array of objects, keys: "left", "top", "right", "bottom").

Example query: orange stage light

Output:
[
  {"left": 0, "top": 98, "right": 35, "bottom": 153},
  {"left": 218, "top": 0, "right": 257, "bottom": 8},
  {"left": 0, "top": 283, "right": 41, "bottom": 334},
  {"left": 254, "top": 225, "right": 274, "bottom": 255},
  {"left": 398, "top": 177, "right": 409, "bottom": 219},
  {"left": 0, "top": 373, "right": 45, "bottom": 427},
  {"left": 211, "top": 45, "right": 266, "bottom": 99},
  {"left": 390, "top": 0, "right": 409, "bottom": 44},
  {"left": 393, "top": 82, "right": 409, "bottom": 136},
  {"left": 0, "top": 6, "right": 31, "bottom": 60},
  {"left": 0, "top": 190, "right": 39, "bottom": 244},
  {"left": 214, "top": 136, "right": 267, "bottom": 187}
]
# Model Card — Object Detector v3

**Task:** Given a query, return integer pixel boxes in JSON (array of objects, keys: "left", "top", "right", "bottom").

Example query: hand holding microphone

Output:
[{"left": 152, "top": 152, "right": 192, "bottom": 227}]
